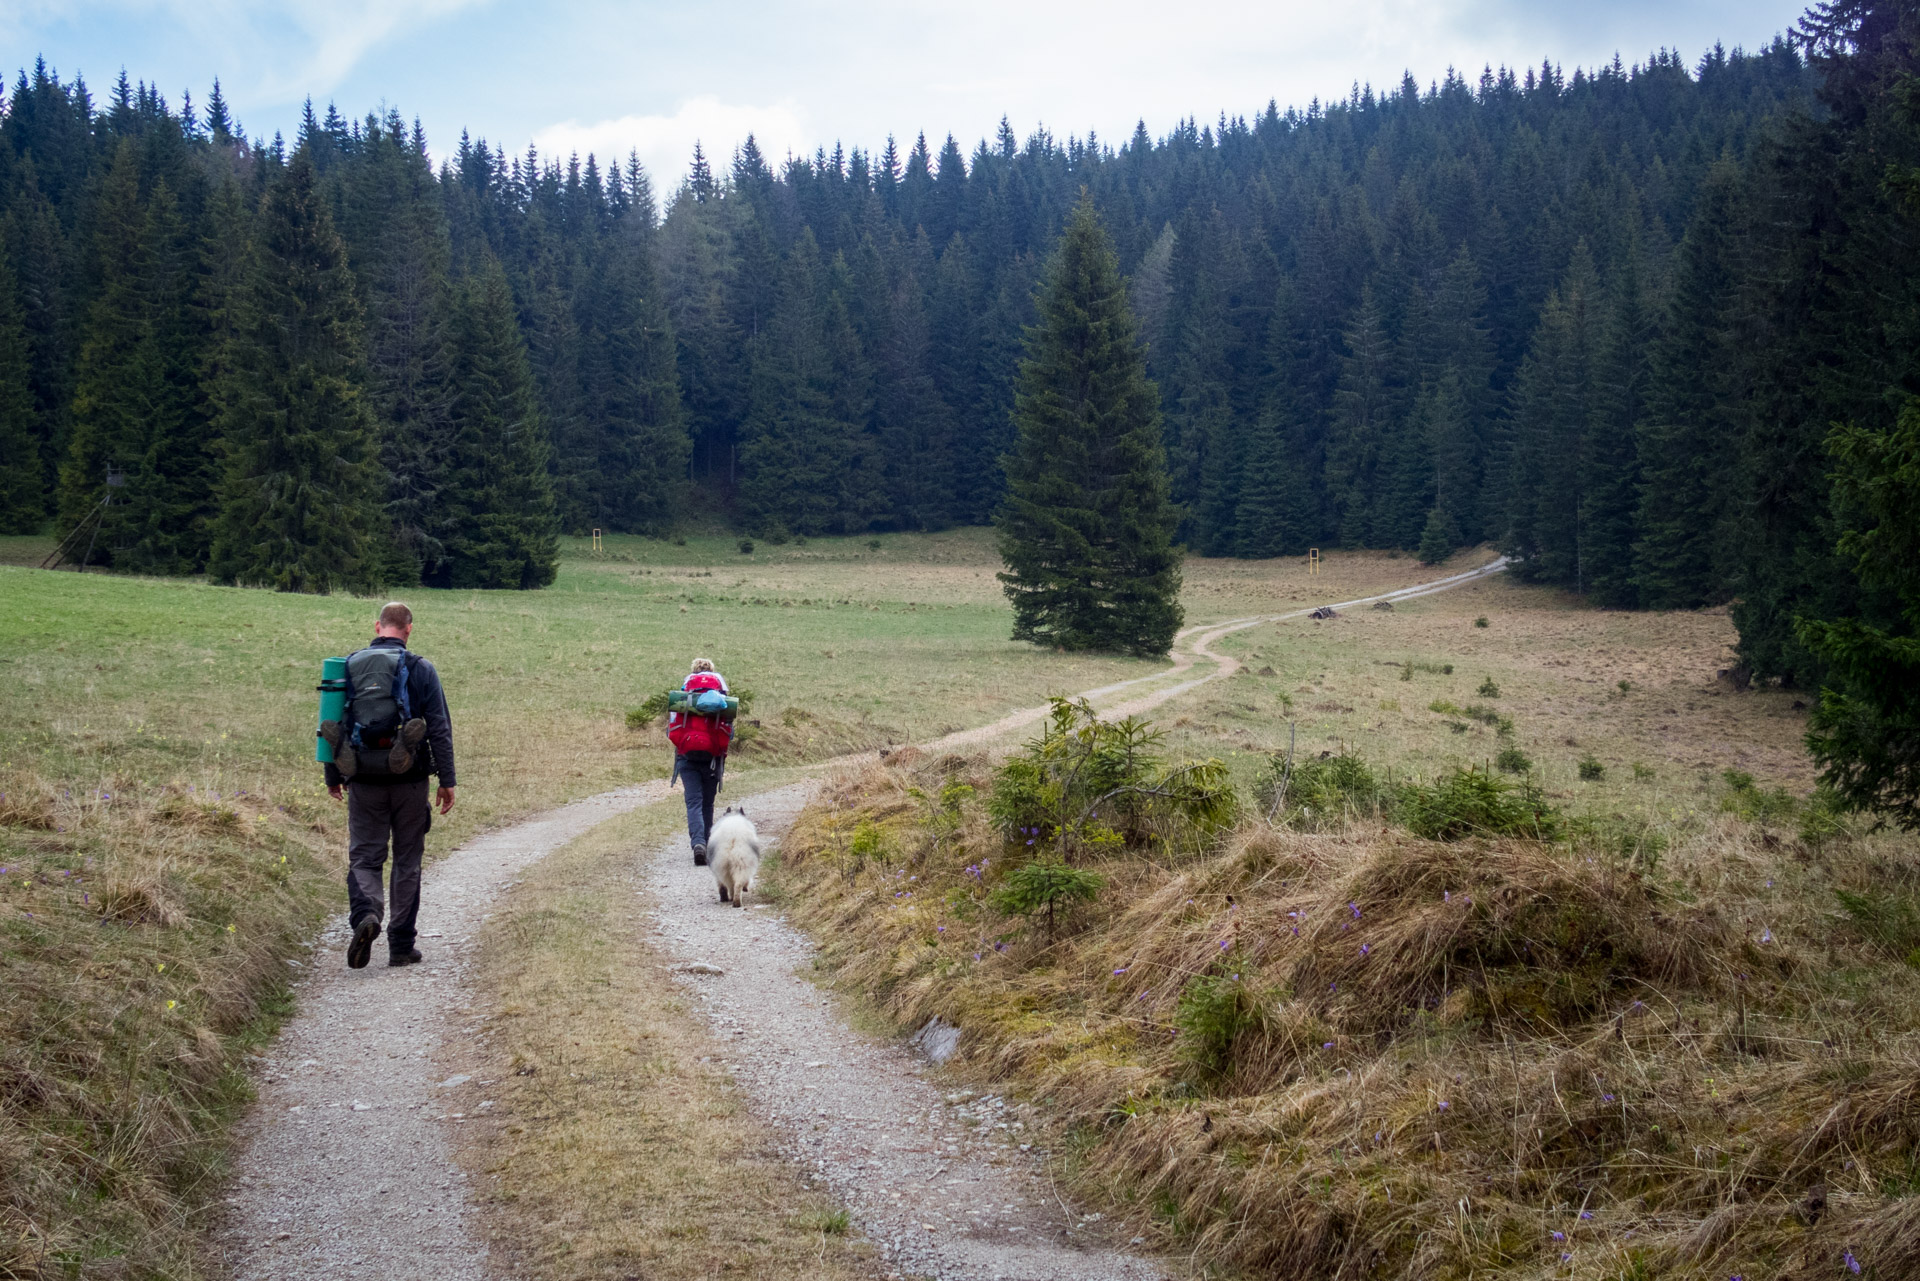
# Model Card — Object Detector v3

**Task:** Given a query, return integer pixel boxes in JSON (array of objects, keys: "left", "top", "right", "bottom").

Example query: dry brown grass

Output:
[
  {"left": 771, "top": 740, "right": 1920, "bottom": 1280},
  {"left": 449, "top": 790, "right": 881, "bottom": 1281},
  {"left": 0, "top": 768, "right": 340, "bottom": 1279}
]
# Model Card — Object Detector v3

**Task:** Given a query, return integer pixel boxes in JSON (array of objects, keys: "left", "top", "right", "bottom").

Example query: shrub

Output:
[
  {"left": 672, "top": 534, "right": 687, "bottom": 546},
  {"left": 625, "top": 691, "right": 670, "bottom": 728},
  {"left": 1399, "top": 766, "right": 1559, "bottom": 840},
  {"left": 991, "top": 860, "right": 1105, "bottom": 933},
  {"left": 1632, "top": 761, "right": 1656, "bottom": 781},
  {"left": 1835, "top": 888, "right": 1920, "bottom": 966},
  {"left": 847, "top": 818, "right": 890, "bottom": 867},
  {"left": 1477, "top": 677, "right": 1501, "bottom": 697},
  {"left": 737, "top": 538, "right": 755, "bottom": 555},
  {"left": 1570, "top": 813, "right": 1666, "bottom": 873},
  {"left": 1175, "top": 971, "right": 1264, "bottom": 1080},
  {"left": 1800, "top": 786, "right": 1848, "bottom": 847},
  {"left": 1474, "top": 616, "right": 1489, "bottom": 628},
  {"left": 1495, "top": 746, "right": 1533, "bottom": 774},
  {"left": 987, "top": 698, "right": 1237, "bottom": 853},
  {"left": 867, "top": 538, "right": 882, "bottom": 550},
  {"left": 1720, "top": 769, "right": 1797, "bottom": 825},
  {"left": 1578, "top": 754, "right": 1606, "bottom": 781},
  {"left": 1267, "top": 751, "right": 1387, "bottom": 827}
]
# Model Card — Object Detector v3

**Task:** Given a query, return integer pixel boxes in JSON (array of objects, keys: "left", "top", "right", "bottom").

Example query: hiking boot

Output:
[
  {"left": 347, "top": 915, "right": 380, "bottom": 969},
  {"left": 388, "top": 948, "right": 423, "bottom": 967},
  {"left": 321, "top": 721, "right": 358, "bottom": 779},
  {"left": 692, "top": 842, "right": 707, "bottom": 866},
  {"left": 388, "top": 718, "right": 427, "bottom": 774}
]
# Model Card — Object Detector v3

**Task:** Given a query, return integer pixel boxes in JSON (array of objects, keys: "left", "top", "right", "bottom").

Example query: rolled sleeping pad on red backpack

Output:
[{"left": 668, "top": 688, "right": 739, "bottom": 720}]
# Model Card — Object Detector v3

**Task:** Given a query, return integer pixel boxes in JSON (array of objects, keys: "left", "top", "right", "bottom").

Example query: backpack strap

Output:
[{"left": 394, "top": 650, "right": 413, "bottom": 722}]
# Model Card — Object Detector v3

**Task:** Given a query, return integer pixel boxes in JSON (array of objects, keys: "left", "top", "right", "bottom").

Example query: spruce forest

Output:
[{"left": 1, "top": 4, "right": 1917, "bottom": 687}]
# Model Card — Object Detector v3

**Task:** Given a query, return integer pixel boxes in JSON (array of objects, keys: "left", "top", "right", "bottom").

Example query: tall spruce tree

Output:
[
  {"left": 0, "top": 250, "right": 38, "bottom": 531},
  {"left": 434, "top": 257, "right": 559, "bottom": 588},
  {"left": 997, "top": 196, "right": 1182, "bottom": 656},
  {"left": 1502, "top": 244, "right": 1600, "bottom": 589},
  {"left": 1634, "top": 162, "right": 1742, "bottom": 609},
  {"left": 1581, "top": 244, "right": 1653, "bottom": 607},
  {"left": 1799, "top": 395, "right": 1920, "bottom": 825},
  {"left": 208, "top": 148, "right": 385, "bottom": 593}
]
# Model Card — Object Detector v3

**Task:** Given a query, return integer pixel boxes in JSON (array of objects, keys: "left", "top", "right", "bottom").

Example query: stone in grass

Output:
[{"left": 913, "top": 1017, "right": 961, "bottom": 1064}]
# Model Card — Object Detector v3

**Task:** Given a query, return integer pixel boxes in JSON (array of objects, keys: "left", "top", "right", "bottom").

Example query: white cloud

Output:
[
  {"left": 531, "top": 95, "right": 812, "bottom": 188},
  {"left": 4, "top": 0, "right": 484, "bottom": 105}
]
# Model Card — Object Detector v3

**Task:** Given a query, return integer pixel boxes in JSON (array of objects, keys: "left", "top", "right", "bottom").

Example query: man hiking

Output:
[
  {"left": 320, "top": 601, "right": 456, "bottom": 969},
  {"left": 668, "top": 657, "right": 733, "bottom": 865}
]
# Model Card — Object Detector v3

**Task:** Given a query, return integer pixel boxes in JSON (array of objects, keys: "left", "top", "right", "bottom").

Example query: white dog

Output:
[{"left": 708, "top": 806, "right": 761, "bottom": 908}]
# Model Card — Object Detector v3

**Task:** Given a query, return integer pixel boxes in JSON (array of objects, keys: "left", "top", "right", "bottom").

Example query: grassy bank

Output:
[
  {"left": 0, "top": 527, "right": 1169, "bottom": 1278},
  {"left": 770, "top": 583, "right": 1920, "bottom": 1279}
]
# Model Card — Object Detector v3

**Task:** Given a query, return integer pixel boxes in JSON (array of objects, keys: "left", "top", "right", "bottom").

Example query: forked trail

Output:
[{"left": 220, "top": 557, "right": 1505, "bottom": 1280}]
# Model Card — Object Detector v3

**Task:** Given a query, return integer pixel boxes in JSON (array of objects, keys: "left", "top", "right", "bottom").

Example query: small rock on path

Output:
[{"left": 640, "top": 783, "right": 1168, "bottom": 1281}]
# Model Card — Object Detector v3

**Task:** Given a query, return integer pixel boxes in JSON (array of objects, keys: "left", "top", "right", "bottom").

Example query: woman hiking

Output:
[{"left": 668, "top": 658, "right": 734, "bottom": 865}]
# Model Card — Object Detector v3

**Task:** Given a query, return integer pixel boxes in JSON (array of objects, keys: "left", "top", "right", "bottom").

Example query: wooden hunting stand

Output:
[
  {"left": 41, "top": 466, "right": 126, "bottom": 572},
  {"left": 1307, "top": 547, "right": 1320, "bottom": 576}
]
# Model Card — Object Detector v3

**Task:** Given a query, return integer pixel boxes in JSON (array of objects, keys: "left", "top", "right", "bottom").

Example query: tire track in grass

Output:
[{"left": 218, "top": 556, "right": 1505, "bottom": 1279}]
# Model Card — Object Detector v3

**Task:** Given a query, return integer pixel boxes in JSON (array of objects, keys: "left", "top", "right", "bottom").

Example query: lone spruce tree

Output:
[
  {"left": 208, "top": 148, "right": 384, "bottom": 592},
  {"left": 997, "top": 195, "right": 1182, "bottom": 657}
]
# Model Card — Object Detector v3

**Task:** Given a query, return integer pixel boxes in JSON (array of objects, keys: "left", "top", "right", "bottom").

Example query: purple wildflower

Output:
[
  {"left": 1218, "top": 939, "right": 1230, "bottom": 950},
  {"left": 1603, "top": 1093, "right": 1616, "bottom": 1103},
  {"left": 1551, "top": 1231, "right": 1564, "bottom": 1241},
  {"left": 1579, "top": 1211, "right": 1592, "bottom": 1220},
  {"left": 1359, "top": 943, "right": 1370, "bottom": 956},
  {"left": 1845, "top": 1249, "right": 1861, "bottom": 1275},
  {"left": 1322, "top": 1041, "right": 1334, "bottom": 1049},
  {"left": 1438, "top": 1101, "right": 1451, "bottom": 1111},
  {"left": 1113, "top": 968, "right": 1128, "bottom": 975}
]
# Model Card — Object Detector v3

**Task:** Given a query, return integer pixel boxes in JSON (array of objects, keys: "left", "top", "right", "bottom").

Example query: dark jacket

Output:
[{"left": 323, "top": 637, "right": 456, "bottom": 788}]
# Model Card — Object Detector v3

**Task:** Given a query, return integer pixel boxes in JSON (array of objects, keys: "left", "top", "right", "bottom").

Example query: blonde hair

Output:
[{"left": 690, "top": 657, "right": 715, "bottom": 673}]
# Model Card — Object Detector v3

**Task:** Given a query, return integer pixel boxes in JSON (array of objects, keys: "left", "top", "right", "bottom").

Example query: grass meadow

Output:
[
  {"left": 0, "top": 527, "right": 1865, "bottom": 1279},
  {"left": 0, "top": 527, "right": 1156, "bottom": 1279}
]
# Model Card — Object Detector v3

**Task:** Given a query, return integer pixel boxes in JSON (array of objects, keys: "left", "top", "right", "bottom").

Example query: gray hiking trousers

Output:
[{"left": 346, "top": 779, "right": 430, "bottom": 954}]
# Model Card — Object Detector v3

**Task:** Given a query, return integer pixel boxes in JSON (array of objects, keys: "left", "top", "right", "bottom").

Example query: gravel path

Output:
[
  {"left": 215, "top": 557, "right": 1507, "bottom": 1279},
  {"left": 640, "top": 783, "right": 1168, "bottom": 1281},
  {"left": 218, "top": 782, "right": 670, "bottom": 1280}
]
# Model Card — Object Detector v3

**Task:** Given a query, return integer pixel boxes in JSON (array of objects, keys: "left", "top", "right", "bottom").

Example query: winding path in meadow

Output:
[{"left": 218, "top": 555, "right": 1506, "bottom": 1280}]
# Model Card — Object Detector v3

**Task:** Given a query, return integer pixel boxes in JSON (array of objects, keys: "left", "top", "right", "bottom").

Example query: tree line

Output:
[
  {"left": 0, "top": 33, "right": 1813, "bottom": 590},
  {"left": 0, "top": 5, "right": 1912, "bottom": 711}
]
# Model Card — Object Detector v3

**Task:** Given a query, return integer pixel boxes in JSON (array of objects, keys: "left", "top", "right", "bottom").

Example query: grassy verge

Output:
[
  {"left": 446, "top": 780, "right": 879, "bottom": 1280},
  {"left": 767, "top": 581, "right": 1920, "bottom": 1280}
]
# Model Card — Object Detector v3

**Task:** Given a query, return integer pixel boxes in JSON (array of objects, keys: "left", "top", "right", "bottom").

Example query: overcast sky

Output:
[{"left": 5, "top": 1, "right": 1811, "bottom": 188}]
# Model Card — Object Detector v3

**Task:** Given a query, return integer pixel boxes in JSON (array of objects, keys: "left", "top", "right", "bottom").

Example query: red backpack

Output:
[{"left": 668, "top": 672, "right": 735, "bottom": 757}]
